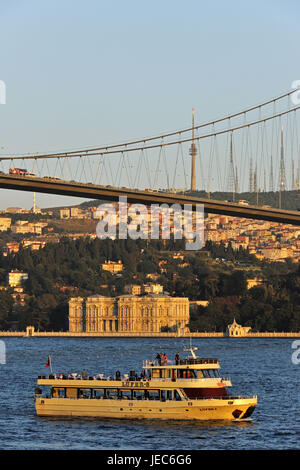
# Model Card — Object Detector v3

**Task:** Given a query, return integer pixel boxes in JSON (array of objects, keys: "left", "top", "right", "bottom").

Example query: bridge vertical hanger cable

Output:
[
  {"left": 172, "top": 137, "right": 180, "bottom": 190},
  {"left": 212, "top": 126, "right": 222, "bottom": 196},
  {"left": 134, "top": 149, "right": 143, "bottom": 189},
  {"left": 239, "top": 113, "right": 247, "bottom": 194},
  {"left": 291, "top": 111, "right": 297, "bottom": 190},
  {"left": 103, "top": 156, "right": 111, "bottom": 187},
  {"left": 125, "top": 147, "right": 133, "bottom": 189},
  {"left": 269, "top": 101, "right": 276, "bottom": 192},
  {"left": 73, "top": 156, "right": 80, "bottom": 182},
  {"left": 143, "top": 147, "right": 152, "bottom": 189},
  {"left": 98, "top": 156, "right": 105, "bottom": 186},
  {"left": 254, "top": 106, "right": 262, "bottom": 204},
  {"left": 31, "top": 158, "right": 35, "bottom": 175},
  {"left": 87, "top": 153, "right": 94, "bottom": 184},
  {"left": 293, "top": 111, "right": 300, "bottom": 190},
  {"left": 116, "top": 152, "right": 123, "bottom": 188},
  {"left": 66, "top": 154, "right": 73, "bottom": 182},
  {"left": 94, "top": 155, "right": 102, "bottom": 186},
  {"left": 154, "top": 144, "right": 163, "bottom": 190},
  {"left": 54, "top": 157, "right": 59, "bottom": 179},
  {"left": 162, "top": 145, "right": 170, "bottom": 191}
]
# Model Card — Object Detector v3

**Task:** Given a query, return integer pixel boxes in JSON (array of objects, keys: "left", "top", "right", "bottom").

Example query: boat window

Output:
[
  {"left": 79, "top": 388, "right": 92, "bottom": 399},
  {"left": 148, "top": 390, "right": 160, "bottom": 400},
  {"left": 151, "top": 369, "right": 162, "bottom": 378},
  {"left": 119, "top": 389, "right": 132, "bottom": 399},
  {"left": 174, "top": 390, "right": 182, "bottom": 401},
  {"left": 52, "top": 387, "right": 65, "bottom": 398},
  {"left": 66, "top": 388, "right": 77, "bottom": 398},
  {"left": 132, "top": 390, "right": 144, "bottom": 400},
  {"left": 94, "top": 389, "right": 106, "bottom": 399},
  {"left": 197, "top": 370, "right": 204, "bottom": 378},
  {"left": 202, "top": 370, "right": 211, "bottom": 378},
  {"left": 177, "top": 369, "right": 197, "bottom": 379},
  {"left": 106, "top": 389, "right": 118, "bottom": 399},
  {"left": 166, "top": 390, "right": 173, "bottom": 401},
  {"left": 162, "top": 369, "right": 171, "bottom": 379}
]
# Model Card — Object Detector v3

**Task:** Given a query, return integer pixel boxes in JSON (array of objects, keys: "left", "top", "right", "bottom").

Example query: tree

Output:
[{"left": 0, "top": 291, "right": 13, "bottom": 330}]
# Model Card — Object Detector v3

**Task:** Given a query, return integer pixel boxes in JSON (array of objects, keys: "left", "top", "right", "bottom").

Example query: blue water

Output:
[{"left": 0, "top": 337, "right": 299, "bottom": 450}]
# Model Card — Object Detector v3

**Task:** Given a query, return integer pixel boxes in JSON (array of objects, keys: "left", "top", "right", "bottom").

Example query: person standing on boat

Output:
[
  {"left": 175, "top": 352, "right": 180, "bottom": 365},
  {"left": 163, "top": 353, "right": 167, "bottom": 365},
  {"left": 156, "top": 353, "right": 162, "bottom": 365}
]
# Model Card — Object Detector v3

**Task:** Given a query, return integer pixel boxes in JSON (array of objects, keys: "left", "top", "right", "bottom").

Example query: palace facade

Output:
[{"left": 68, "top": 294, "right": 189, "bottom": 334}]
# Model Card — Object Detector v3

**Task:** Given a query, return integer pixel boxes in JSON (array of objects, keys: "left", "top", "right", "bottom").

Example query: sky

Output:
[{"left": 0, "top": 0, "right": 299, "bottom": 209}]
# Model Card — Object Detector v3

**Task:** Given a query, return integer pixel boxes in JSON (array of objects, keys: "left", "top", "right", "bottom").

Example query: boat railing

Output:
[
  {"left": 38, "top": 374, "right": 148, "bottom": 381},
  {"left": 37, "top": 393, "right": 257, "bottom": 402},
  {"left": 143, "top": 358, "right": 219, "bottom": 367},
  {"left": 192, "top": 395, "right": 257, "bottom": 401}
]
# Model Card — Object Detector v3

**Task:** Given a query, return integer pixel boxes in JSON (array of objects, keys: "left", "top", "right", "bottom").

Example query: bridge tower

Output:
[{"left": 189, "top": 108, "right": 197, "bottom": 191}]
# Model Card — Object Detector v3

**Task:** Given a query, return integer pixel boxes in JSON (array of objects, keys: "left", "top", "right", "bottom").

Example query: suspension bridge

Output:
[{"left": 1, "top": 88, "right": 300, "bottom": 225}]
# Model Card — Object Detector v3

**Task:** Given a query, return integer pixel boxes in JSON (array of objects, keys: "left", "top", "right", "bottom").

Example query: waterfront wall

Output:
[{"left": 0, "top": 330, "right": 299, "bottom": 338}]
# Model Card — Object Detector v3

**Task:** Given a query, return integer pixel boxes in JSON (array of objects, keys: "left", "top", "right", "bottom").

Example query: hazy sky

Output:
[{"left": 0, "top": 0, "right": 299, "bottom": 209}]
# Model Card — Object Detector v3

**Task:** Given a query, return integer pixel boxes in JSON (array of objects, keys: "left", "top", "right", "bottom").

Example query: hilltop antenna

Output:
[{"left": 189, "top": 108, "right": 197, "bottom": 191}]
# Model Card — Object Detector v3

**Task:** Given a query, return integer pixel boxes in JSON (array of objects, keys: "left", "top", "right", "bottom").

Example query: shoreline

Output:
[{"left": 0, "top": 331, "right": 299, "bottom": 338}]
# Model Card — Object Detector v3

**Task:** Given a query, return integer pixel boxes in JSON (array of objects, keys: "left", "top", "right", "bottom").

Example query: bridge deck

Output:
[{"left": 0, "top": 174, "right": 300, "bottom": 225}]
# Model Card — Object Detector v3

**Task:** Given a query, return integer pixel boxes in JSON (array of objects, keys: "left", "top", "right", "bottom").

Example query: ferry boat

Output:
[{"left": 34, "top": 348, "right": 257, "bottom": 420}]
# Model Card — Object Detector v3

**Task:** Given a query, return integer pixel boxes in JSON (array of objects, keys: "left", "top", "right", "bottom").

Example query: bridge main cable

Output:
[{"left": 1, "top": 103, "right": 299, "bottom": 161}]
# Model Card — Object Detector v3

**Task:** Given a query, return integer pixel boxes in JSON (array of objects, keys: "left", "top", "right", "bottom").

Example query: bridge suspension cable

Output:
[
  {"left": 1, "top": 103, "right": 299, "bottom": 161},
  {"left": 1, "top": 89, "right": 299, "bottom": 161}
]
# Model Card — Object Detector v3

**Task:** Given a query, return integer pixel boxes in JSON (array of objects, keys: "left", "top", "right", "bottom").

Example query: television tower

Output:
[{"left": 189, "top": 108, "right": 197, "bottom": 191}]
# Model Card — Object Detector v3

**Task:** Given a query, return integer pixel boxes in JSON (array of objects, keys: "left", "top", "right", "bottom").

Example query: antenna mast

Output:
[{"left": 189, "top": 108, "right": 197, "bottom": 191}]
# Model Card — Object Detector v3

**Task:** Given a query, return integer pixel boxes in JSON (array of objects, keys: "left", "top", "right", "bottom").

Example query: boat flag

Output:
[{"left": 46, "top": 355, "right": 51, "bottom": 369}]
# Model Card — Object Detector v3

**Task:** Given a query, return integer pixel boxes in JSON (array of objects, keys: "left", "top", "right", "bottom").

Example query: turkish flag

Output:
[{"left": 46, "top": 356, "right": 51, "bottom": 368}]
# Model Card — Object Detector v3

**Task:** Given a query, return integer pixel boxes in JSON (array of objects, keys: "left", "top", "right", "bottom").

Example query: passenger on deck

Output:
[
  {"left": 175, "top": 352, "right": 180, "bottom": 365},
  {"left": 163, "top": 353, "right": 167, "bottom": 365},
  {"left": 156, "top": 353, "right": 162, "bottom": 365}
]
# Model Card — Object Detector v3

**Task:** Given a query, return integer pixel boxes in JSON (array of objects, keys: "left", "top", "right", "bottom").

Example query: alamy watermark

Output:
[
  {"left": 291, "top": 80, "right": 300, "bottom": 105},
  {"left": 291, "top": 340, "right": 300, "bottom": 365},
  {"left": 0, "top": 80, "right": 6, "bottom": 104},
  {"left": 96, "top": 196, "right": 204, "bottom": 250}
]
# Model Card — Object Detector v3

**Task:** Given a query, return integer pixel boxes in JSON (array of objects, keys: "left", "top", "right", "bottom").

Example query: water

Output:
[{"left": 0, "top": 337, "right": 299, "bottom": 450}]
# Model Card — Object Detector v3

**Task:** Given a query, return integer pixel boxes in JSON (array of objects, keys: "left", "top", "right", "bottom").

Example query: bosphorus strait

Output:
[{"left": 0, "top": 337, "right": 298, "bottom": 450}]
